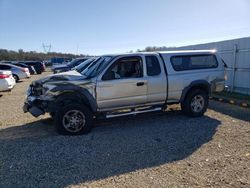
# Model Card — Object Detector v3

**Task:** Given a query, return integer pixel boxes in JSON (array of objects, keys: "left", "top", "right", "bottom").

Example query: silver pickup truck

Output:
[{"left": 23, "top": 50, "right": 226, "bottom": 135}]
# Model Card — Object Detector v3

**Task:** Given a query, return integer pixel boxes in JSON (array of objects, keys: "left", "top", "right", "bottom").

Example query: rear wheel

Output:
[
  {"left": 181, "top": 89, "right": 208, "bottom": 117},
  {"left": 13, "top": 74, "right": 19, "bottom": 82},
  {"left": 55, "top": 103, "right": 93, "bottom": 135}
]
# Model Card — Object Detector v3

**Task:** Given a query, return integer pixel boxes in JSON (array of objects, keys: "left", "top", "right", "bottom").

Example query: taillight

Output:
[{"left": 0, "top": 74, "right": 10, "bottom": 79}]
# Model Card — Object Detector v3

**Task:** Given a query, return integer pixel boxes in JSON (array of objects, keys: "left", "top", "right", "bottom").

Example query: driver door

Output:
[{"left": 96, "top": 56, "right": 147, "bottom": 110}]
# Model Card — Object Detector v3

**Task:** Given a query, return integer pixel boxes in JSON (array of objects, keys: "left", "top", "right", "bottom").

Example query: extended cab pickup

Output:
[{"left": 23, "top": 50, "right": 225, "bottom": 135}]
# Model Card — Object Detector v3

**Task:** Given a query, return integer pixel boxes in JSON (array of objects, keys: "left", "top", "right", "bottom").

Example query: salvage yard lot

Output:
[{"left": 0, "top": 72, "right": 249, "bottom": 187}]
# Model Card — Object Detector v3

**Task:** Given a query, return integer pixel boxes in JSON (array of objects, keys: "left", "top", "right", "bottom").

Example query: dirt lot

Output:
[{"left": 0, "top": 72, "right": 249, "bottom": 187}]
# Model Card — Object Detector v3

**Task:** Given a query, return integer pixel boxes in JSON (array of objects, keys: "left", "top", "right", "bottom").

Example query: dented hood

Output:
[{"left": 33, "top": 70, "right": 88, "bottom": 85}]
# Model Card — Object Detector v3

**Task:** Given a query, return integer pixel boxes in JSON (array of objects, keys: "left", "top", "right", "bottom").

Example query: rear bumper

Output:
[
  {"left": 26, "top": 72, "right": 31, "bottom": 78},
  {"left": 18, "top": 72, "right": 30, "bottom": 79},
  {"left": 0, "top": 79, "right": 15, "bottom": 91}
]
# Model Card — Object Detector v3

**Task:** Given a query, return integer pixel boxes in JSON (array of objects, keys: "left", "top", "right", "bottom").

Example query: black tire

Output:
[
  {"left": 181, "top": 89, "right": 208, "bottom": 117},
  {"left": 13, "top": 74, "right": 19, "bottom": 82},
  {"left": 55, "top": 103, "right": 93, "bottom": 135}
]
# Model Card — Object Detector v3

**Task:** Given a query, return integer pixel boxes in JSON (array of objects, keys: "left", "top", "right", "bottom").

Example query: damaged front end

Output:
[
  {"left": 23, "top": 70, "right": 94, "bottom": 117},
  {"left": 23, "top": 82, "right": 56, "bottom": 117},
  {"left": 23, "top": 73, "right": 69, "bottom": 117}
]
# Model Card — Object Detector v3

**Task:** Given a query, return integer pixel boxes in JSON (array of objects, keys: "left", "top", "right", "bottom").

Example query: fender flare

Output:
[
  {"left": 50, "top": 84, "right": 97, "bottom": 113},
  {"left": 180, "top": 80, "right": 211, "bottom": 102}
]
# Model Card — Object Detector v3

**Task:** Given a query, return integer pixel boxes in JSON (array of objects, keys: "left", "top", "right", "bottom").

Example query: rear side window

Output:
[
  {"left": 171, "top": 54, "right": 218, "bottom": 71},
  {"left": 0, "top": 65, "right": 11, "bottom": 70},
  {"left": 145, "top": 56, "right": 161, "bottom": 76}
]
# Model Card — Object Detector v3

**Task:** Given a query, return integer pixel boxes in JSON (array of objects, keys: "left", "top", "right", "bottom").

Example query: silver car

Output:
[{"left": 0, "top": 63, "right": 30, "bottom": 82}]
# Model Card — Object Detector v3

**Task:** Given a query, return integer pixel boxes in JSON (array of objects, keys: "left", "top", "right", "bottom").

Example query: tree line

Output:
[
  {"left": 133, "top": 46, "right": 177, "bottom": 52},
  {"left": 0, "top": 49, "right": 85, "bottom": 61},
  {"left": 1, "top": 46, "right": 178, "bottom": 62}
]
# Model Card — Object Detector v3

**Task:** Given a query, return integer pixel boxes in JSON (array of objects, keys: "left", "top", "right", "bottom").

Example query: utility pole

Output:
[{"left": 42, "top": 43, "right": 51, "bottom": 53}]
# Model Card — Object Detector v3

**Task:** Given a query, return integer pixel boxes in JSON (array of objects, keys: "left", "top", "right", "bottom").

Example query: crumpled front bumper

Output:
[{"left": 23, "top": 96, "right": 45, "bottom": 117}]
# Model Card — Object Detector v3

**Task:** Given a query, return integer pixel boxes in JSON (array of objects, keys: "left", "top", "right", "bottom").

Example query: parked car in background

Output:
[
  {"left": 0, "top": 61, "right": 11, "bottom": 64},
  {"left": 43, "top": 60, "right": 52, "bottom": 67},
  {"left": 0, "top": 63, "right": 30, "bottom": 82},
  {"left": 0, "top": 70, "right": 16, "bottom": 91},
  {"left": 51, "top": 57, "right": 72, "bottom": 65},
  {"left": 49, "top": 58, "right": 97, "bottom": 81},
  {"left": 72, "top": 58, "right": 96, "bottom": 73},
  {"left": 10, "top": 61, "right": 36, "bottom": 74},
  {"left": 51, "top": 57, "right": 88, "bottom": 74},
  {"left": 23, "top": 61, "right": 45, "bottom": 74}
]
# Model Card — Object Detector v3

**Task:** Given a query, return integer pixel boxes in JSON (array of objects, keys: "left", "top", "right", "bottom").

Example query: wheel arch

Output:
[
  {"left": 51, "top": 85, "right": 97, "bottom": 113},
  {"left": 13, "top": 74, "right": 19, "bottom": 81},
  {"left": 180, "top": 80, "right": 211, "bottom": 103}
]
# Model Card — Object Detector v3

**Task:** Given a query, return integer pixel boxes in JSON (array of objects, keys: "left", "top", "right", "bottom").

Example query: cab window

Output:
[
  {"left": 145, "top": 55, "right": 161, "bottom": 76},
  {"left": 102, "top": 56, "right": 143, "bottom": 80}
]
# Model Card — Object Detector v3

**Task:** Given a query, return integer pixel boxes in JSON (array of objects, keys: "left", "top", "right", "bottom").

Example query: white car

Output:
[
  {"left": 0, "top": 70, "right": 16, "bottom": 91},
  {"left": 0, "top": 63, "right": 30, "bottom": 82}
]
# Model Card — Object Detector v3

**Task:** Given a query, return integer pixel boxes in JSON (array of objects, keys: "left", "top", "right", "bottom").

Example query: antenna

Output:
[{"left": 42, "top": 43, "right": 51, "bottom": 53}]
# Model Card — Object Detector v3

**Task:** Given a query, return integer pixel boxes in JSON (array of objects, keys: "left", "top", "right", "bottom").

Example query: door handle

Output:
[{"left": 136, "top": 82, "right": 145, "bottom": 86}]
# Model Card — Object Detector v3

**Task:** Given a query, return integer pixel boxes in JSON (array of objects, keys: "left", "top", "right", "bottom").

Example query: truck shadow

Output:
[
  {"left": 209, "top": 100, "right": 250, "bottom": 122},
  {"left": 0, "top": 110, "right": 220, "bottom": 187}
]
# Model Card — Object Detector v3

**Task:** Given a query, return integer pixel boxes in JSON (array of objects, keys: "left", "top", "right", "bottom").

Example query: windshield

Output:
[
  {"left": 73, "top": 58, "right": 95, "bottom": 72},
  {"left": 66, "top": 59, "right": 77, "bottom": 66},
  {"left": 81, "top": 56, "right": 114, "bottom": 78},
  {"left": 66, "top": 58, "right": 86, "bottom": 67}
]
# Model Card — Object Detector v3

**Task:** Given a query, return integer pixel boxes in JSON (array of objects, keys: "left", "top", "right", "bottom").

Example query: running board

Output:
[{"left": 106, "top": 107, "right": 162, "bottom": 118}]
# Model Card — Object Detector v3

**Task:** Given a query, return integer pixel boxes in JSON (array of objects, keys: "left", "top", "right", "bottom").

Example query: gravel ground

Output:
[{"left": 0, "top": 72, "right": 249, "bottom": 187}]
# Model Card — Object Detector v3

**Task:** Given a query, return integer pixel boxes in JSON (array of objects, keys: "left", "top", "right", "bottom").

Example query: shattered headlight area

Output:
[{"left": 29, "top": 83, "right": 43, "bottom": 96}]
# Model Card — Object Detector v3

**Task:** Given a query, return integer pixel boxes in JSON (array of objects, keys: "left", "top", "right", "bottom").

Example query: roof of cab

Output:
[
  {"left": 103, "top": 50, "right": 216, "bottom": 57},
  {"left": 157, "top": 49, "right": 216, "bottom": 55}
]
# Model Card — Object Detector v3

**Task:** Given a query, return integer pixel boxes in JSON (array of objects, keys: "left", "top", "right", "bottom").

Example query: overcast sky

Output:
[{"left": 0, "top": 0, "right": 250, "bottom": 55}]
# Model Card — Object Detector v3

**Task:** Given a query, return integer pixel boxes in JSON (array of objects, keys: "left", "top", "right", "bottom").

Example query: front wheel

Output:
[
  {"left": 55, "top": 103, "right": 93, "bottom": 135},
  {"left": 181, "top": 89, "right": 208, "bottom": 117}
]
